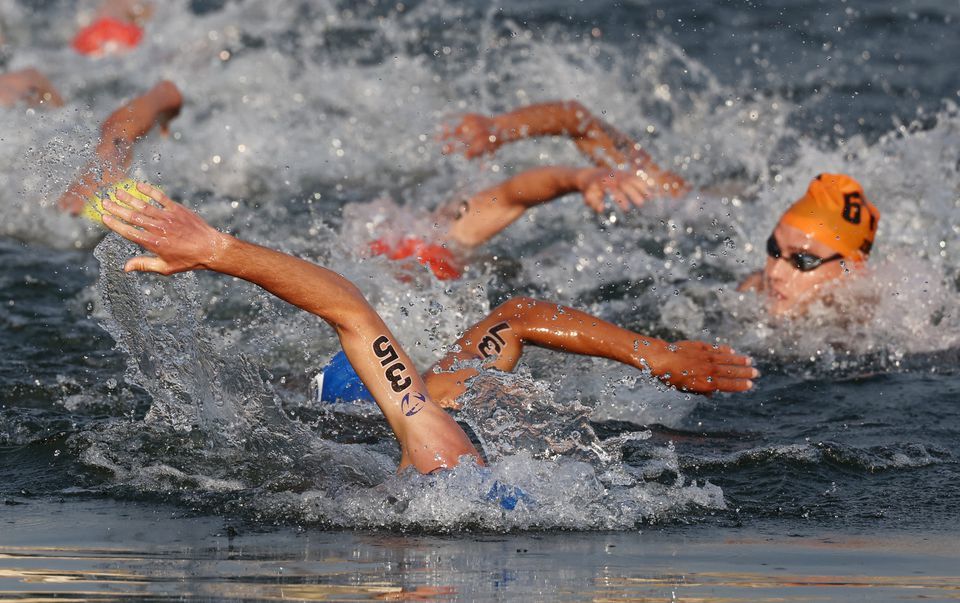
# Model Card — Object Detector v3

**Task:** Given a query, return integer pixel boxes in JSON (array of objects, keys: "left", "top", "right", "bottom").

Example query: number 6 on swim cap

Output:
[{"left": 81, "top": 179, "right": 157, "bottom": 225}]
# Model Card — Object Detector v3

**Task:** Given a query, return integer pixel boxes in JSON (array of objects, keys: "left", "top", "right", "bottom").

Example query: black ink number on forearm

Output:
[
  {"left": 373, "top": 335, "right": 412, "bottom": 393},
  {"left": 478, "top": 322, "right": 511, "bottom": 358}
]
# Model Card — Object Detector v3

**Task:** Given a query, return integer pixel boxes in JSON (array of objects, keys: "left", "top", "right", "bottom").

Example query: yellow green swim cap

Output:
[{"left": 82, "top": 179, "right": 156, "bottom": 224}]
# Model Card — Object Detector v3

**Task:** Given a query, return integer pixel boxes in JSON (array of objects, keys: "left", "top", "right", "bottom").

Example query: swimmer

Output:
[
  {"left": 373, "top": 165, "right": 673, "bottom": 280},
  {"left": 58, "top": 80, "right": 182, "bottom": 215},
  {"left": 98, "top": 183, "right": 757, "bottom": 473},
  {"left": 737, "top": 173, "right": 880, "bottom": 316},
  {"left": 320, "top": 296, "right": 758, "bottom": 408},
  {"left": 445, "top": 102, "right": 881, "bottom": 316},
  {"left": 367, "top": 102, "right": 689, "bottom": 280},
  {"left": 0, "top": 68, "right": 64, "bottom": 108},
  {"left": 73, "top": 0, "right": 151, "bottom": 56}
]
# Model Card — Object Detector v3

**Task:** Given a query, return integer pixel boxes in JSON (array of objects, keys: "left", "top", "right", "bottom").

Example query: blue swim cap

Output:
[{"left": 315, "top": 351, "right": 375, "bottom": 404}]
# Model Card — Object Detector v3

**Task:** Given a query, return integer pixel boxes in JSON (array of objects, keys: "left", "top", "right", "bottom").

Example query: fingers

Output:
[
  {"left": 103, "top": 198, "right": 162, "bottom": 232},
  {"left": 102, "top": 213, "right": 156, "bottom": 246},
  {"left": 107, "top": 193, "right": 161, "bottom": 225},
  {"left": 114, "top": 189, "right": 166, "bottom": 220},
  {"left": 713, "top": 364, "right": 760, "bottom": 380},
  {"left": 135, "top": 181, "right": 173, "bottom": 208},
  {"left": 708, "top": 377, "right": 755, "bottom": 393},
  {"left": 124, "top": 255, "right": 170, "bottom": 274},
  {"left": 582, "top": 184, "right": 606, "bottom": 213},
  {"left": 621, "top": 177, "right": 650, "bottom": 207},
  {"left": 709, "top": 352, "right": 753, "bottom": 367},
  {"left": 675, "top": 374, "right": 754, "bottom": 394},
  {"left": 605, "top": 182, "right": 631, "bottom": 210}
]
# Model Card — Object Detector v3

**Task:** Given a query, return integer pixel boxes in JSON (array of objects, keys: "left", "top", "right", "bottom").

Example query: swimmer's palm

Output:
[{"left": 649, "top": 341, "right": 756, "bottom": 395}]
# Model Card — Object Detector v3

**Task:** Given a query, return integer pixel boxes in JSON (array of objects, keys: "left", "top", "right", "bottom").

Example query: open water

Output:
[{"left": 1, "top": 0, "right": 959, "bottom": 599}]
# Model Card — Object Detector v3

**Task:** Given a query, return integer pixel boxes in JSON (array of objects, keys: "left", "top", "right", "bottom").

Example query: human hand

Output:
[
  {"left": 101, "top": 182, "right": 225, "bottom": 275},
  {"left": 574, "top": 167, "right": 653, "bottom": 213},
  {"left": 635, "top": 163, "right": 690, "bottom": 198},
  {"left": 439, "top": 113, "right": 500, "bottom": 158},
  {"left": 57, "top": 160, "right": 126, "bottom": 215},
  {"left": 640, "top": 339, "right": 757, "bottom": 394}
]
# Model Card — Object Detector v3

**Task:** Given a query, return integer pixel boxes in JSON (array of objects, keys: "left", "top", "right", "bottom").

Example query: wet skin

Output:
[{"left": 763, "top": 222, "right": 850, "bottom": 316}]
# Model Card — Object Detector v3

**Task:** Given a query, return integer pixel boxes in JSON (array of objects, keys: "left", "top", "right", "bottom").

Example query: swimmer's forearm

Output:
[
  {"left": 96, "top": 81, "right": 181, "bottom": 156},
  {"left": 490, "top": 101, "right": 594, "bottom": 143},
  {"left": 493, "top": 166, "right": 583, "bottom": 206},
  {"left": 491, "top": 101, "right": 654, "bottom": 170},
  {"left": 447, "top": 166, "right": 583, "bottom": 247},
  {"left": 207, "top": 235, "right": 374, "bottom": 329},
  {"left": 207, "top": 235, "right": 480, "bottom": 471}
]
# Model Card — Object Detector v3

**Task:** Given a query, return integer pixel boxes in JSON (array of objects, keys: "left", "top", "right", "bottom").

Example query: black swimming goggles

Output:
[{"left": 766, "top": 235, "right": 844, "bottom": 272}]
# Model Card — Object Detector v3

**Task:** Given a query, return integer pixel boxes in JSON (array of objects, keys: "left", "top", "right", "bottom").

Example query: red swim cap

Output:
[
  {"left": 370, "top": 237, "right": 462, "bottom": 280},
  {"left": 72, "top": 17, "right": 143, "bottom": 56}
]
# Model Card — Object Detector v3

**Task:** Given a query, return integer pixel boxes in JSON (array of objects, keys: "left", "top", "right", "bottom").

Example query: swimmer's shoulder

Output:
[{"left": 737, "top": 270, "right": 763, "bottom": 293}]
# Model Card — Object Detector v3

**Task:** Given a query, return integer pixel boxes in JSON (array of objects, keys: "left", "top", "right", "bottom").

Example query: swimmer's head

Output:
[
  {"left": 762, "top": 174, "right": 880, "bottom": 316},
  {"left": 72, "top": 17, "right": 143, "bottom": 57}
]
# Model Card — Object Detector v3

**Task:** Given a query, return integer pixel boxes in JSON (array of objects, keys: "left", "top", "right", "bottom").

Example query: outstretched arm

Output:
[
  {"left": 0, "top": 68, "right": 64, "bottom": 108},
  {"left": 441, "top": 101, "right": 688, "bottom": 197},
  {"left": 445, "top": 165, "right": 651, "bottom": 248},
  {"left": 423, "top": 296, "right": 757, "bottom": 408},
  {"left": 101, "top": 182, "right": 481, "bottom": 474},
  {"left": 58, "top": 81, "right": 182, "bottom": 215}
]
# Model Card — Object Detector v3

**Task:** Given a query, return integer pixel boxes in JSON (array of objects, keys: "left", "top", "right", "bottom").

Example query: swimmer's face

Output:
[{"left": 762, "top": 221, "right": 848, "bottom": 316}]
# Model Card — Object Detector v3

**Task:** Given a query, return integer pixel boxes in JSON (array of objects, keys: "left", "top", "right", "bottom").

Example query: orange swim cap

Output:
[
  {"left": 779, "top": 173, "right": 880, "bottom": 261},
  {"left": 72, "top": 17, "right": 143, "bottom": 56}
]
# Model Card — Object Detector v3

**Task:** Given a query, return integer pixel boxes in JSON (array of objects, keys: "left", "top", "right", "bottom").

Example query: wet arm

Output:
[
  {"left": 59, "top": 81, "right": 182, "bottom": 214},
  {"left": 102, "top": 183, "right": 481, "bottom": 473},
  {"left": 489, "top": 101, "right": 653, "bottom": 169},
  {"left": 424, "top": 297, "right": 756, "bottom": 408},
  {"left": 445, "top": 165, "right": 650, "bottom": 248},
  {"left": 0, "top": 68, "right": 64, "bottom": 108},
  {"left": 446, "top": 166, "right": 583, "bottom": 248},
  {"left": 445, "top": 101, "right": 688, "bottom": 195}
]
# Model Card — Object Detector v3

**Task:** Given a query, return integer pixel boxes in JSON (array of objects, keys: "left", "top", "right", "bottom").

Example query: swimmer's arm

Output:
[
  {"left": 424, "top": 297, "right": 757, "bottom": 408},
  {"left": 440, "top": 101, "right": 590, "bottom": 158},
  {"left": 443, "top": 101, "right": 646, "bottom": 164},
  {"left": 0, "top": 68, "right": 64, "bottom": 108},
  {"left": 442, "top": 101, "right": 688, "bottom": 196},
  {"left": 446, "top": 166, "right": 651, "bottom": 248},
  {"left": 101, "top": 183, "right": 481, "bottom": 474},
  {"left": 94, "top": 80, "right": 181, "bottom": 159},
  {"left": 58, "top": 81, "right": 182, "bottom": 214}
]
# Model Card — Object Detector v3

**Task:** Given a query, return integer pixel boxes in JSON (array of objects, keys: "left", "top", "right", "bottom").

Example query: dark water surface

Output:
[{"left": 2, "top": 0, "right": 959, "bottom": 597}]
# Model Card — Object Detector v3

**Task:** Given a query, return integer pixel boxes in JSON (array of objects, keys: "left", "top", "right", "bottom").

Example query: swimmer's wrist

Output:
[
  {"left": 202, "top": 231, "right": 238, "bottom": 271},
  {"left": 632, "top": 337, "right": 668, "bottom": 371},
  {"left": 488, "top": 115, "right": 512, "bottom": 145}
]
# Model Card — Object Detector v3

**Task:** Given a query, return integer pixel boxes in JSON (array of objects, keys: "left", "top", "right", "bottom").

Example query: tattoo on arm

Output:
[
  {"left": 478, "top": 322, "right": 511, "bottom": 358},
  {"left": 401, "top": 391, "right": 426, "bottom": 416},
  {"left": 373, "top": 335, "right": 413, "bottom": 393}
]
